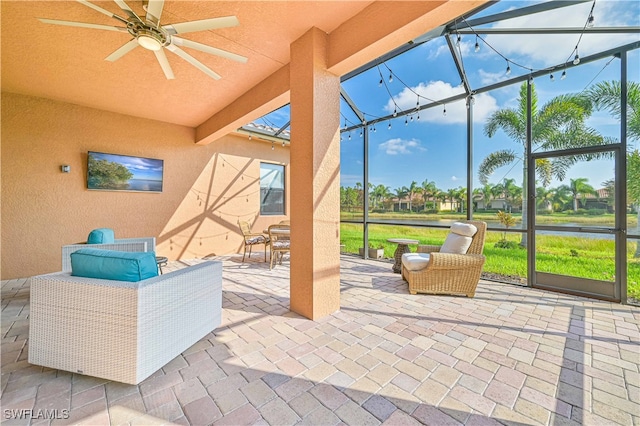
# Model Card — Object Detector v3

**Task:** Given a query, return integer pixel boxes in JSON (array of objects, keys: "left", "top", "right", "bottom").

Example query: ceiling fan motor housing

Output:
[{"left": 127, "top": 20, "right": 169, "bottom": 50}]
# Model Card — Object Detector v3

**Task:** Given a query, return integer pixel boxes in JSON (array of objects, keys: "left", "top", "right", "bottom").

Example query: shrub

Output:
[
  {"left": 494, "top": 240, "right": 519, "bottom": 249},
  {"left": 587, "top": 208, "right": 607, "bottom": 215}
]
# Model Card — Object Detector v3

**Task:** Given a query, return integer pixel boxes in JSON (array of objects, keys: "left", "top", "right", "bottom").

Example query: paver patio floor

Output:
[{"left": 1, "top": 254, "right": 639, "bottom": 425}]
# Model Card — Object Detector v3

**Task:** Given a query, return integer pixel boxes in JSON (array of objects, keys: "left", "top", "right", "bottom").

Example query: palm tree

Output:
[
  {"left": 535, "top": 185, "right": 555, "bottom": 212},
  {"left": 479, "top": 82, "right": 609, "bottom": 246},
  {"left": 587, "top": 80, "right": 640, "bottom": 256},
  {"left": 473, "top": 184, "right": 493, "bottom": 210},
  {"left": 446, "top": 188, "right": 457, "bottom": 212},
  {"left": 552, "top": 185, "right": 572, "bottom": 212},
  {"left": 406, "top": 181, "right": 419, "bottom": 212},
  {"left": 394, "top": 187, "right": 408, "bottom": 211},
  {"left": 421, "top": 179, "right": 437, "bottom": 211},
  {"left": 561, "top": 177, "right": 596, "bottom": 212},
  {"left": 455, "top": 186, "right": 467, "bottom": 213}
]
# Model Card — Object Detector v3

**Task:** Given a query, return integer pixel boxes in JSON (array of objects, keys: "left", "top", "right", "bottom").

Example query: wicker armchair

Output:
[
  {"left": 238, "top": 220, "right": 269, "bottom": 262},
  {"left": 268, "top": 224, "right": 290, "bottom": 270},
  {"left": 401, "top": 220, "right": 487, "bottom": 297}
]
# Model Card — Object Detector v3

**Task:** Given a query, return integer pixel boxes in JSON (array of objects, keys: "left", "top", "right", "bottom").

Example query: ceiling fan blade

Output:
[
  {"left": 38, "top": 18, "right": 127, "bottom": 32},
  {"left": 154, "top": 49, "right": 175, "bottom": 79},
  {"left": 165, "top": 44, "right": 221, "bottom": 80},
  {"left": 113, "top": 0, "right": 142, "bottom": 22},
  {"left": 77, "top": 0, "right": 128, "bottom": 24},
  {"left": 145, "top": 0, "right": 164, "bottom": 26},
  {"left": 171, "top": 37, "right": 247, "bottom": 63},
  {"left": 105, "top": 39, "right": 138, "bottom": 62},
  {"left": 163, "top": 16, "right": 239, "bottom": 35}
]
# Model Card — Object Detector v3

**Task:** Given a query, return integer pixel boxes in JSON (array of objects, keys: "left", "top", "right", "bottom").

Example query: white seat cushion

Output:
[
  {"left": 402, "top": 253, "right": 431, "bottom": 271},
  {"left": 440, "top": 222, "right": 478, "bottom": 254}
]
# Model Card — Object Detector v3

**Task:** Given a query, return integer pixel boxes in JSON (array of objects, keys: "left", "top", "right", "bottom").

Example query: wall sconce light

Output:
[{"left": 61, "top": 165, "right": 71, "bottom": 173}]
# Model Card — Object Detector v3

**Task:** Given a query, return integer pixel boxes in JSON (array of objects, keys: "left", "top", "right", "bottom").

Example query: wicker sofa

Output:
[{"left": 28, "top": 260, "right": 222, "bottom": 385}]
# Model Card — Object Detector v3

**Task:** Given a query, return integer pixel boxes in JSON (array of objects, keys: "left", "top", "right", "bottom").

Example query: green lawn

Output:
[{"left": 340, "top": 222, "right": 640, "bottom": 300}]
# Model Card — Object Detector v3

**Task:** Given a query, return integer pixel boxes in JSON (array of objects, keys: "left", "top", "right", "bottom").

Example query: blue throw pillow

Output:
[
  {"left": 87, "top": 228, "right": 115, "bottom": 244},
  {"left": 71, "top": 249, "right": 158, "bottom": 282}
]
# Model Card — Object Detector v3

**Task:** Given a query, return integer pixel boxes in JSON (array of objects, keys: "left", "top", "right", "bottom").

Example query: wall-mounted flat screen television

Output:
[{"left": 87, "top": 151, "right": 163, "bottom": 193}]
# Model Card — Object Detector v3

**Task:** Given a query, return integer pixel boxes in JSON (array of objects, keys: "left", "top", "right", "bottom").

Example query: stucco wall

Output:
[{"left": 1, "top": 93, "right": 289, "bottom": 279}]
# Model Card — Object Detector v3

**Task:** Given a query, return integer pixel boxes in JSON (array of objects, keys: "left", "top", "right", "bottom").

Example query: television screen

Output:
[{"left": 87, "top": 151, "right": 163, "bottom": 193}]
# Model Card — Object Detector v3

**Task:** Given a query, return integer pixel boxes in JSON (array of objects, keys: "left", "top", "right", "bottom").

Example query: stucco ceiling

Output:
[{"left": 1, "top": 1, "right": 486, "bottom": 131}]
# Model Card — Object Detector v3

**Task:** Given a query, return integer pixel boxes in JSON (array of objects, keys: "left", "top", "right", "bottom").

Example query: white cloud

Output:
[
  {"left": 451, "top": 176, "right": 458, "bottom": 181},
  {"left": 429, "top": 39, "right": 473, "bottom": 59},
  {"left": 379, "top": 138, "right": 425, "bottom": 155},
  {"left": 384, "top": 80, "right": 499, "bottom": 124},
  {"left": 478, "top": 69, "right": 508, "bottom": 86},
  {"left": 484, "top": 1, "right": 639, "bottom": 67}
]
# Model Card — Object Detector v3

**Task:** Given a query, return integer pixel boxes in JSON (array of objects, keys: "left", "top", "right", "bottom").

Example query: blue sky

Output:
[{"left": 259, "top": 0, "right": 640, "bottom": 194}]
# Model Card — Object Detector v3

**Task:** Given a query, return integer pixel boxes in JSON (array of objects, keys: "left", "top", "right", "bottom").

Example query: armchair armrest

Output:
[
  {"left": 417, "top": 244, "right": 441, "bottom": 253},
  {"left": 428, "top": 253, "right": 485, "bottom": 270}
]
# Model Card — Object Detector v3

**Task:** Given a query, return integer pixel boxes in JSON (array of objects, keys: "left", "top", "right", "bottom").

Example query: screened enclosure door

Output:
[{"left": 531, "top": 150, "right": 624, "bottom": 302}]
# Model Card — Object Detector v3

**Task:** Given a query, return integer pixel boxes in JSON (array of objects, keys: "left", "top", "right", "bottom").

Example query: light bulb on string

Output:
[
  {"left": 561, "top": 69, "right": 567, "bottom": 80},
  {"left": 573, "top": 53, "right": 580, "bottom": 65},
  {"left": 550, "top": 73, "right": 555, "bottom": 82},
  {"left": 282, "top": 141, "right": 285, "bottom": 147},
  {"left": 379, "top": 78, "right": 383, "bottom": 87},
  {"left": 410, "top": 116, "right": 414, "bottom": 122},
  {"left": 373, "top": 125, "right": 377, "bottom": 133},
  {"left": 348, "top": 132, "right": 351, "bottom": 140},
  {"left": 404, "top": 118, "right": 408, "bottom": 126},
  {"left": 359, "top": 129, "right": 363, "bottom": 137},
  {"left": 474, "top": 36, "right": 480, "bottom": 53},
  {"left": 388, "top": 121, "right": 392, "bottom": 130},
  {"left": 587, "top": 14, "right": 594, "bottom": 27},
  {"left": 389, "top": 71, "right": 393, "bottom": 83},
  {"left": 417, "top": 113, "right": 420, "bottom": 121},
  {"left": 249, "top": 133, "right": 252, "bottom": 140},
  {"left": 528, "top": 74, "right": 534, "bottom": 82},
  {"left": 456, "top": 34, "right": 461, "bottom": 45},
  {"left": 271, "top": 142, "right": 274, "bottom": 150},
  {"left": 393, "top": 108, "right": 397, "bottom": 118},
  {"left": 443, "top": 105, "right": 447, "bottom": 116},
  {"left": 416, "top": 98, "right": 420, "bottom": 110},
  {"left": 505, "top": 61, "right": 511, "bottom": 76}
]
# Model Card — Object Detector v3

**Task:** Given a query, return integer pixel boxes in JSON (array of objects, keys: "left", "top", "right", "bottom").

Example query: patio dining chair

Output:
[
  {"left": 268, "top": 224, "right": 290, "bottom": 270},
  {"left": 238, "top": 220, "right": 269, "bottom": 262}
]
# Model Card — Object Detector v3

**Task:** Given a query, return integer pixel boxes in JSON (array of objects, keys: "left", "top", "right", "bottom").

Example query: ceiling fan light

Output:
[{"left": 138, "top": 34, "right": 162, "bottom": 51}]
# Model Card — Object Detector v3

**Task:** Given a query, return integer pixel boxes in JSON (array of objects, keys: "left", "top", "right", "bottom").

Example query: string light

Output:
[
  {"left": 388, "top": 121, "right": 392, "bottom": 130},
  {"left": 378, "top": 78, "right": 383, "bottom": 87},
  {"left": 587, "top": 14, "right": 595, "bottom": 27},
  {"left": 550, "top": 73, "right": 555, "bottom": 82},
  {"left": 573, "top": 52, "right": 581, "bottom": 65},
  {"left": 359, "top": 129, "right": 363, "bottom": 137},
  {"left": 456, "top": 33, "right": 461, "bottom": 45},
  {"left": 271, "top": 141, "right": 274, "bottom": 150},
  {"left": 474, "top": 36, "right": 480, "bottom": 53},
  {"left": 443, "top": 105, "right": 447, "bottom": 116},
  {"left": 282, "top": 140, "right": 285, "bottom": 147},
  {"left": 505, "top": 60, "right": 511, "bottom": 76},
  {"left": 249, "top": 133, "right": 252, "bottom": 140},
  {"left": 561, "top": 69, "right": 567, "bottom": 80},
  {"left": 404, "top": 118, "right": 408, "bottom": 126},
  {"left": 393, "top": 108, "right": 397, "bottom": 117},
  {"left": 348, "top": 132, "right": 352, "bottom": 140},
  {"left": 389, "top": 71, "right": 393, "bottom": 83}
]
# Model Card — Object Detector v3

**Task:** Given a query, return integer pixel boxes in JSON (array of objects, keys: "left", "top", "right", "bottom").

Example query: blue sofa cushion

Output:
[
  {"left": 87, "top": 228, "right": 115, "bottom": 244},
  {"left": 71, "top": 249, "right": 158, "bottom": 282}
]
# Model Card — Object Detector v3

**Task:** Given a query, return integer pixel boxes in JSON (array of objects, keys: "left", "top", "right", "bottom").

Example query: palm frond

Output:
[{"left": 478, "top": 150, "right": 516, "bottom": 185}]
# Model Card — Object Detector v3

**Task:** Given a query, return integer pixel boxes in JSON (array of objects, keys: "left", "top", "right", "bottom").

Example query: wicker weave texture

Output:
[
  {"left": 402, "top": 221, "right": 487, "bottom": 297},
  {"left": 61, "top": 237, "right": 156, "bottom": 272},
  {"left": 29, "top": 260, "right": 222, "bottom": 384}
]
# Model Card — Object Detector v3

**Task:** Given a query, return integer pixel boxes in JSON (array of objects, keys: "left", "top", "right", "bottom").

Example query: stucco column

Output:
[{"left": 289, "top": 28, "right": 341, "bottom": 320}]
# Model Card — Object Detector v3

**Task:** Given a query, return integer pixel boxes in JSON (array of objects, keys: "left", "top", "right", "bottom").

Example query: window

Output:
[{"left": 260, "top": 163, "right": 285, "bottom": 215}]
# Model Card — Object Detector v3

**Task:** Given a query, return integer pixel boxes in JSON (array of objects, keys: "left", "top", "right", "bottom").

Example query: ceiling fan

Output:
[{"left": 39, "top": 0, "right": 248, "bottom": 80}]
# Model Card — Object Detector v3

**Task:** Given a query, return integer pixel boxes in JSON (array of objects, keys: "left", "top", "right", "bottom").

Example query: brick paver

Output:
[{"left": 1, "top": 254, "right": 638, "bottom": 425}]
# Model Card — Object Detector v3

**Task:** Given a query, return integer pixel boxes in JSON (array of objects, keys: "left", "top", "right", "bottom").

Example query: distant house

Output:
[{"left": 582, "top": 188, "right": 612, "bottom": 211}]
